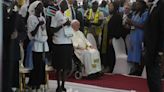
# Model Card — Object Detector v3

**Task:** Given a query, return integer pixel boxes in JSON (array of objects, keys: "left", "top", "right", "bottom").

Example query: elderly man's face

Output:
[{"left": 72, "top": 21, "right": 80, "bottom": 31}]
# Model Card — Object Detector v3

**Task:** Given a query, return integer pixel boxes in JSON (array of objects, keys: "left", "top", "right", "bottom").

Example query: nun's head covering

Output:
[{"left": 28, "top": 0, "right": 42, "bottom": 15}]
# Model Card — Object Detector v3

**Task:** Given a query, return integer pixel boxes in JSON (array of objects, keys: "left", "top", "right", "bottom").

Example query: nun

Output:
[
  {"left": 27, "top": 1, "right": 49, "bottom": 90},
  {"left": 50, "top": 10, "right": 74, "bottom": 92}
]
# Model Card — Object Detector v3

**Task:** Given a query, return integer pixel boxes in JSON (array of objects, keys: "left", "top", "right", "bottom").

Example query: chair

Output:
[
  {"left": 112, "top": 37, "right": 130, "bottom": 75},
  {"left": 86, "top": 33, "right": 98, "bottom": 49},
  {"left": 45, "top": 65, "right": 54, "bottom": 89},
  {"left": 19, "top": 67, "right": 30, "bottom": 92},
  {"left": 19, "top": 43, "right": 30, "bottom": 92}
]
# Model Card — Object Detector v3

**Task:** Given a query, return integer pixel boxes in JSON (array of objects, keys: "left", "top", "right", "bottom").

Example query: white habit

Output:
[{"left": 72, "top": 30, "right": 101, "bottom": 75}]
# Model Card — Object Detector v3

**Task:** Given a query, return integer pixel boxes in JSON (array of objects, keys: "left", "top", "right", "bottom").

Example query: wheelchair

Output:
[{"left": 68, "top": 53, "right": 103, "bottom": 80}]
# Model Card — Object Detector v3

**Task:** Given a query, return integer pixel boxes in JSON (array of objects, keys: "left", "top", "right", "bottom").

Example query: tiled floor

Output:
[{"left": 46, "top": 80, "right": 136, "bottom": 92}]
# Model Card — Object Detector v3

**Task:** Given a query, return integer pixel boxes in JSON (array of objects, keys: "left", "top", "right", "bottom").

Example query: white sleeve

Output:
[
  {"left": 27, "top": 16, "right": 38, "bottom": 40},
  {"left": 27, "top": 16, "right": 38, "bottom": 32},
  {"left": 19, "top": 5, "right": 28, "bottom": 18}
]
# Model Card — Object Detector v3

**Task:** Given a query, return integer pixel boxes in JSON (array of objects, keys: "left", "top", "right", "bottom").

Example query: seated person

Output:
[{"left": 71, "top": 20, "right": 101, "bottom": 76}]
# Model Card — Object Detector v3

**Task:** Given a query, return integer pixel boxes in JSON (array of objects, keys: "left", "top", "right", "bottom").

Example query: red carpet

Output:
[{"left": 49, "top": 72, "right": 164, "bottom": 92}]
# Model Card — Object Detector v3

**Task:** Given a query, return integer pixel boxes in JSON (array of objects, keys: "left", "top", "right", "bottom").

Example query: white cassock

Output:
[{"left": 72, "top": 31, "right": 101, "bottom": 75}]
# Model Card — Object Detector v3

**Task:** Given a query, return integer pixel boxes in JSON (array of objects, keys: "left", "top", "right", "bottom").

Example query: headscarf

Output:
[{"left": 28, "top": 0, "right": 41, "bottom": 15}]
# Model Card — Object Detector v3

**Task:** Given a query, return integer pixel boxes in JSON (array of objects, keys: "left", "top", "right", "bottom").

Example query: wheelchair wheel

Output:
[{"left": 75, "top": 71, "right": 82, "bottom": 79}]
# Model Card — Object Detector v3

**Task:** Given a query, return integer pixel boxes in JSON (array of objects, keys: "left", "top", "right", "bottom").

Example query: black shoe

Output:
[
  {"left": 129, "top": 71, "right": 141, "bottom": 76},
  {"left": 61, "top": 87, "right": 66, "bottom": 92},
  {"left": 56, "top": 87, "right": 62, "bottom": 92},
  {"left": 98, "top": 72, "right": 104, "bottom": 77},
  {"left": 129, "top": 71, "right": 137, "bottom": 75}
]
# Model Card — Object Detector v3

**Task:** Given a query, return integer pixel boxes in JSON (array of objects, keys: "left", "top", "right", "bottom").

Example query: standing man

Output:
[
  {"left": 144, "top": 0, "right": 164, "bottom": 91},
  {"left": 64, "top": 0, "right": 76, "bottom": 21},
  {"left": 84, "top": 0, "right": 104, "bottom": 49},
  {"left": 78, "top": 1, "right": 89, "bottom": 17},
  {"left": 64, "top": 0, "right": 84, "bottom": 32}
]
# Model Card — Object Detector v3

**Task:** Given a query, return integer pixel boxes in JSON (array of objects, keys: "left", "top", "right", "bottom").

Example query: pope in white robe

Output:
[{"left": 71, "top": 20, "right": 101, "bottom": 76}]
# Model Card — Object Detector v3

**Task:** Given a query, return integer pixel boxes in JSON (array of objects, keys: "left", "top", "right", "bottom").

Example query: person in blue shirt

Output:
[{"left": 127, "top": 0, "right": 148, "bottom": 75}]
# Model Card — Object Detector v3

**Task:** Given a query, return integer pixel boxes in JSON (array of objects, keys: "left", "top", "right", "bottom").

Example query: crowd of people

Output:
[{"left": 2, "top": 0, "right": 164, "bottom": 92}]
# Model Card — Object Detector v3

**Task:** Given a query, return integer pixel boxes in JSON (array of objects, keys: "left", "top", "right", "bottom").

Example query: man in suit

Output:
[
  {"left": 64, "top": 0, "right": 84, "bottom": 32},
  {"left": 144, "top": 0, "right": 164, "bottom": 91}
]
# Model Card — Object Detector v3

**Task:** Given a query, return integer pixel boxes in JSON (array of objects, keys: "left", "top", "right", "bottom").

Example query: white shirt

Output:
[
  {"left": 50, "top": 15, "right": 73, "bottom": 44},
  {"left": 27, "top": 15, "right": 49, "bottom": 52}
]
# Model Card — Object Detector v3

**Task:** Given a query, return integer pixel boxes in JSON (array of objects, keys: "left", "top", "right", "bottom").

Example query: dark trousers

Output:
[
  {"left": 3, "top": 60, "right": 19, "bottom": 91},
  {"left": 2, "top": 39, "right": 20, "bottom": 92},
  {"left": 9, "top": 39, "right": 20, "bottom": 88},
  {"left": 28, "top": 52, "right": 46, "bottom": 88},
  {"left": 107, "top": 43, "right": 116, "bottom": 73},
  {"left": 100, "top": 53, "right": 108, "bottom": 67},
  {"left": 145, "top": 50, "right": 163, "bottom": 92}
]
